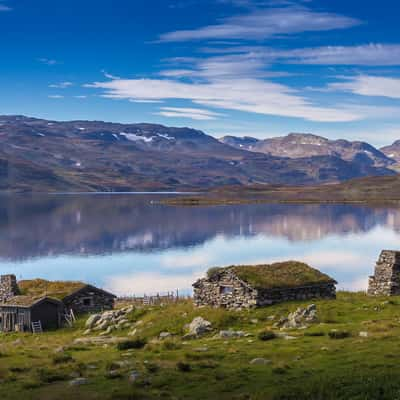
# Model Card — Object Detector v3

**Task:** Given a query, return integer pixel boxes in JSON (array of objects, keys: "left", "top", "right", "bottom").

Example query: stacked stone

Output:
[
  {"left": 0, "top": 275, "right": 19, "bottom": 302},
  {"left": 368, "top": 250, "right": 400, "bottom": 296}
]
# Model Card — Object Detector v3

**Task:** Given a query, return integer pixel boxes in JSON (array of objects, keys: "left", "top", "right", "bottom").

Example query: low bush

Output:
[
  {"left": 304, "top": 331, "right": 325, "bottom": 337},
  {"left": 176, "top": 362, "right": 192, "bottom": 372},
  {"left": 258, "top": 330, "right": 276, "bottom": 341},
  {"left": 328, "top": 330, "right": 351, "bottom": 339},
  {"left": 52, "top": 353, "right": 74, "bottom": 364},
  {"left": 117, "top": 338, "right": 147, "bottom": 351}
]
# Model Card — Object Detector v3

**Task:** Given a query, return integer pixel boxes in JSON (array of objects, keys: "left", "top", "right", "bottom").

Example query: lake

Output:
[{"left": 1, "top": 194, "right": 400, "bottom": 296}]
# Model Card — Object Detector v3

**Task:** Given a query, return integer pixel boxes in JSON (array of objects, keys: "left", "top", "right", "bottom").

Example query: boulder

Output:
[
  {"left": 219, "top": 330, "right": 245, "bottom": 338},
  {"left": 85, "top": 314, "right": 101, "bottom": 329},
  {"left": 188, "top": 317, "right": 212, "bottom": 336},
  {"left": 278, "top": 304, "right": 317, "bottom": 329},
  {"left": 159, "top": 332, "right": 171, "bottom": 340},
  {"left": 69, "top": 378, "right": 88, "bottom": 386},
  {"left": 250, "top": 358, "right": 271, "bottom": 365}
]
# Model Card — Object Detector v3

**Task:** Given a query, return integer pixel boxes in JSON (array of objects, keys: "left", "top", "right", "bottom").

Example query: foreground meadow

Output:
[{"left": 1, "top": 292, "right": 400, "bottom": 400}]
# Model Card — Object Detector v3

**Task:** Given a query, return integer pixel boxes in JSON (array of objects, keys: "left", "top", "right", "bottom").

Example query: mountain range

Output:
[{"left": 0, "top": 115, "right": 399, "bottom": 192}]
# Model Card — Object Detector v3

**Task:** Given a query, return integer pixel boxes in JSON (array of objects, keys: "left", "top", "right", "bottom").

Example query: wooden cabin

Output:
[
  {"left": 18, "top": 279, "right": 116, "bottom": 315},
  {"left": 0, "top": 296, "right": 62, "bottom": 332}
]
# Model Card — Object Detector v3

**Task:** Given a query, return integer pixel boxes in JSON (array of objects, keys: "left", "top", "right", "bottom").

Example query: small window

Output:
[
  {"left": 220, "top": 286, "right": 233, "bottom": 295},
  {"left": 82, "top": 297, "right": 93, "bottom": 306}
]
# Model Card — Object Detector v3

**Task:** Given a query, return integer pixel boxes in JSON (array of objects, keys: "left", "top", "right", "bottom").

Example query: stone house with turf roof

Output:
[{"left": 193, "top": 262, "right": 337, "bottom": 310}]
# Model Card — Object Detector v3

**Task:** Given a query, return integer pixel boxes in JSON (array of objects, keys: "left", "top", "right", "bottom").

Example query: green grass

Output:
[{"left": 2, "top": 292, "right": 400, "bottom": 399}]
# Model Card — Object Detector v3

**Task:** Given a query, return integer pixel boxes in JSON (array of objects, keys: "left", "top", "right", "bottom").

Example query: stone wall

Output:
[
  {"left": 193, "top": 270, "right": 336, "bottom": 310},
  {"left": 0, "top": 275, "right": 19, "bottom": 302},
  {"left": 193, "top": 270, "right": 258, "bottom": 309},
  {"left": 256, "top": 283, "right": 336, "bottom": 306},
  {"left": 368, "top": 250, "right": 400, "bottom": 296},
  {"left": 63, "top": 286, "right": 115, "bottom": 314}
]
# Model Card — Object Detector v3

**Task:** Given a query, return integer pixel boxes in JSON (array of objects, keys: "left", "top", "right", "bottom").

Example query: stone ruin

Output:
[
  {"left": 368, "top": 250, "right": 400, "bottom": 296},
  {"left": 0, "top": 274, "right": 19, "bottom": 302}
]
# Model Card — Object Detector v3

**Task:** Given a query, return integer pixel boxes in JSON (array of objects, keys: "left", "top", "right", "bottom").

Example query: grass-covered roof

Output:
[
  {"left": 207, "top": 261, "right": 336, "bottom": 289},
  {"left": 18, "top": 279, "right": 86, "bottom": 300}
]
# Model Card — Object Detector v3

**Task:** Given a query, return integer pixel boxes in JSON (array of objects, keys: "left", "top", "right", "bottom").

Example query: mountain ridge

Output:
[{"left": 0, "top": 115, "right": 397, "bottom": 192}]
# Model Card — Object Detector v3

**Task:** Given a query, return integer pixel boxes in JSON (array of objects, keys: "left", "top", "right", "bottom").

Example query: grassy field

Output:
[{"left": 2, "top": 292, "right": 400, "bottom": 399}]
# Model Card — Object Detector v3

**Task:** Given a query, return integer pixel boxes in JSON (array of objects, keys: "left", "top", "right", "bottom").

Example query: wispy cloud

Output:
[
  {"left": 38, "top": 58, "right": 59, "bottom": 66},
  {"left": 87, "top": 76, "right": 371, "bottom": 122},
  {"left": 0, "top": 1, "right": 11, "bottom": 11},
  {"left": 159, "top": 6, "right": 361, "bottom": 42},
  {"left": 49, "top": 81, "right": 73, "bottom": 89},
  {"left": 329, "top": 75, "right": 400, "bottom": 99},
  {"left": 156, "top": 107, "right": 224, "bottom": 120},
  {"left": 48, "top": 95, "right": 64, "bottom": 99}
]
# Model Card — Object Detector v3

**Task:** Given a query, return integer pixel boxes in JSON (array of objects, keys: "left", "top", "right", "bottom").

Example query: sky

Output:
[{"left": 1, "top": 0, "right": 400, "bottom": 146}]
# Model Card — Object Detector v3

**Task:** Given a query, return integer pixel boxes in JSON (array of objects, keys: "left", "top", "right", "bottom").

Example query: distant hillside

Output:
[
  {"left": 381, "top": 140, "right": 400, "bottom": 164},
  {"left": 238, "top": 133, "right": 394, "bottom": 169},
  {"left": 0, "top": 116, "right": 397, "bottom": 192},
  {"left": 219, "top": 136, "right": 260, "bottom": 151}
]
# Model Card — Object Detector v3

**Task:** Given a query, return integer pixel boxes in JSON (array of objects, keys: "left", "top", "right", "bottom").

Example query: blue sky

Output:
[{"left": 1, "top": 0, "right": 400, "bottom": 145}]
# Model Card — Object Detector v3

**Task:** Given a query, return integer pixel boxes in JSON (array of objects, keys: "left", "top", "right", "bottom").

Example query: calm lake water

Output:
[{"left": 1, "top": 194, "right": 400, "bottom": 296}]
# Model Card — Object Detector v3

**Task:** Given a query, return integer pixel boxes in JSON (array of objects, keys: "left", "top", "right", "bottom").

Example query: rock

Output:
[
  {"left": 278, "top": 304, "right": 317, "bottom": 329},
  {"left": 54, "top": 346, "right": 66, "bottom": 353},
  {"left": 250, "top": 319, "right": 258, "bottom": 324},
  {"left": 359, "top": 331, "right": 369, "bottom": 338},
  {"left": 194, "top": 346, "right": 208, "bottom": 352},
  {"left": 250, "top": 358, "right": 271, "bottom": 365},
  {"left": 128, "top": 370, "right": 140, "bottom": 384},
  {"left": 188, "top": 317, "right": 212, "bottom": 336},
  {"left": 94, "top": 320, "right": 110, "bottom": 331},
  {"left": 182, "top": 333, "right": 197, "bottom": 340},
  {"left": 69, "top": 378, "right": 88, "bottom": 386},
  {"left": 219, "top": 330, "right": 245, "bottom": 338},
  {"left": 85, "top": 314, "right": 101, "bottom": 329},
  {"left": 128, "top": 329, "right": 137, "bottom": 337},
  {"left": 83, "top": 329, "right": 92, "bottom": 336},
  {"left": 159, "top": 332, "right": 171, "bottom": 340}
]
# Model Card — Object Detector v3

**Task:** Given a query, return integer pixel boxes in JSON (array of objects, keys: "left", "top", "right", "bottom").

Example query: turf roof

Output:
[
  {"left": 18, "top": 279, "right": 86, "bottom": 300},
  {"left": 207, "top": 261, "right": 336, "bottom": 289}
]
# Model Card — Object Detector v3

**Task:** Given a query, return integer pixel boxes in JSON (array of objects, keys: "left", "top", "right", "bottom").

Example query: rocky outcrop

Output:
[
  {"left": 84, "top": 305, "right": 134, "bottom": 335},
  {"left": 276, "top": 304, "right": 317, "bottom": 329},
  {"left": 368, "top": 250, "right": 400, "bottom": 296}
]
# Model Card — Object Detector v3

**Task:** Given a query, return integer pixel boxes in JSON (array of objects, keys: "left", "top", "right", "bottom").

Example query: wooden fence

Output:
[{"left": 117, "top": 290, "right": 191, "bottom": 306}]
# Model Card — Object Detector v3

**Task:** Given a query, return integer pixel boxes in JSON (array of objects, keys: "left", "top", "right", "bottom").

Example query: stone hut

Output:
[
  {"left": 193, "top": 261, "right": 337, "bottom": 310},
  {"left": 368, "top": 250, "right": 400, "bottom": 296}
]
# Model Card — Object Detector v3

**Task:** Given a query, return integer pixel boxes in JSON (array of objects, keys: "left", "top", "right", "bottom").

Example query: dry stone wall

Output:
[
  {"left": 368, "top": 250, "right": 400, "bottom": 296},
  {"left": 0, "top": 275, "right": 19, "bottom": 302}
]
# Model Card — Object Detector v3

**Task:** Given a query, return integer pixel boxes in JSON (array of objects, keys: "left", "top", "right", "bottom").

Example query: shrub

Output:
[
  {"left": 144, "top": 362, "right": 159, "bottom": 373},
  {"left": 37, "top": 368, "right": 69, "bottom": 383},
  {"left": 328, "top": 330, "right": 351, "bottom": 339},
  {"left": 117, "top": 338, "right": 147, "bottom": 350},
  {"left": 304, "top": 331, "right": 325, "bottom": 337},
  {"left": 176, "top": 362, "right": 192, "bottom": 372},
  {"left": 52, "top": 353, "right": 74, "bottom": 364},
  {"left": 258, "top": 330, "right": 276, "bottom": 341}
]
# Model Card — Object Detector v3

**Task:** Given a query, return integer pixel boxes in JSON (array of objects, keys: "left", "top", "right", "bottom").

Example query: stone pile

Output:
[
  {"left": 275, "top": 304, "right": 317, "bottom": 329},
  {"left": 84, "top": 305, "right": 135, "bottom": 335}
]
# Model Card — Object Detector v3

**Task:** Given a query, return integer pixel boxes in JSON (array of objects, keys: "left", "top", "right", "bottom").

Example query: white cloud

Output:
[
  {"left": 105, "top": 272, "right": 198, "bottom": 296},
  {"left": 281, "top": 44, "right": 400, "bottom": 66},
  {"left": 86, "top": 76, "right": 385, "bottom": 122},
  {"left": 159, "top": 6, "right": 360, "bottom": 42},
  {"left": 157, "top": 107, "right": 224, "bottom": 120},
  {"left": 329, "top": 75, "right": 400, "bottom": 99},
  {"left": 49, "top": 81, "right": 73, "bottom": 89},
  {"left": 38, "top": 58, "right": 59, "bottom": 66},
  {"left": 48, "top": 95, "right": 64, "bottom": 99}
]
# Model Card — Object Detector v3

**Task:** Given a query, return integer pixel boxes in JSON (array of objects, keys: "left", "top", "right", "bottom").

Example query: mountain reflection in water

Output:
[{"left": 1, "top": 194, "right": 400, "bottom": 296}]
